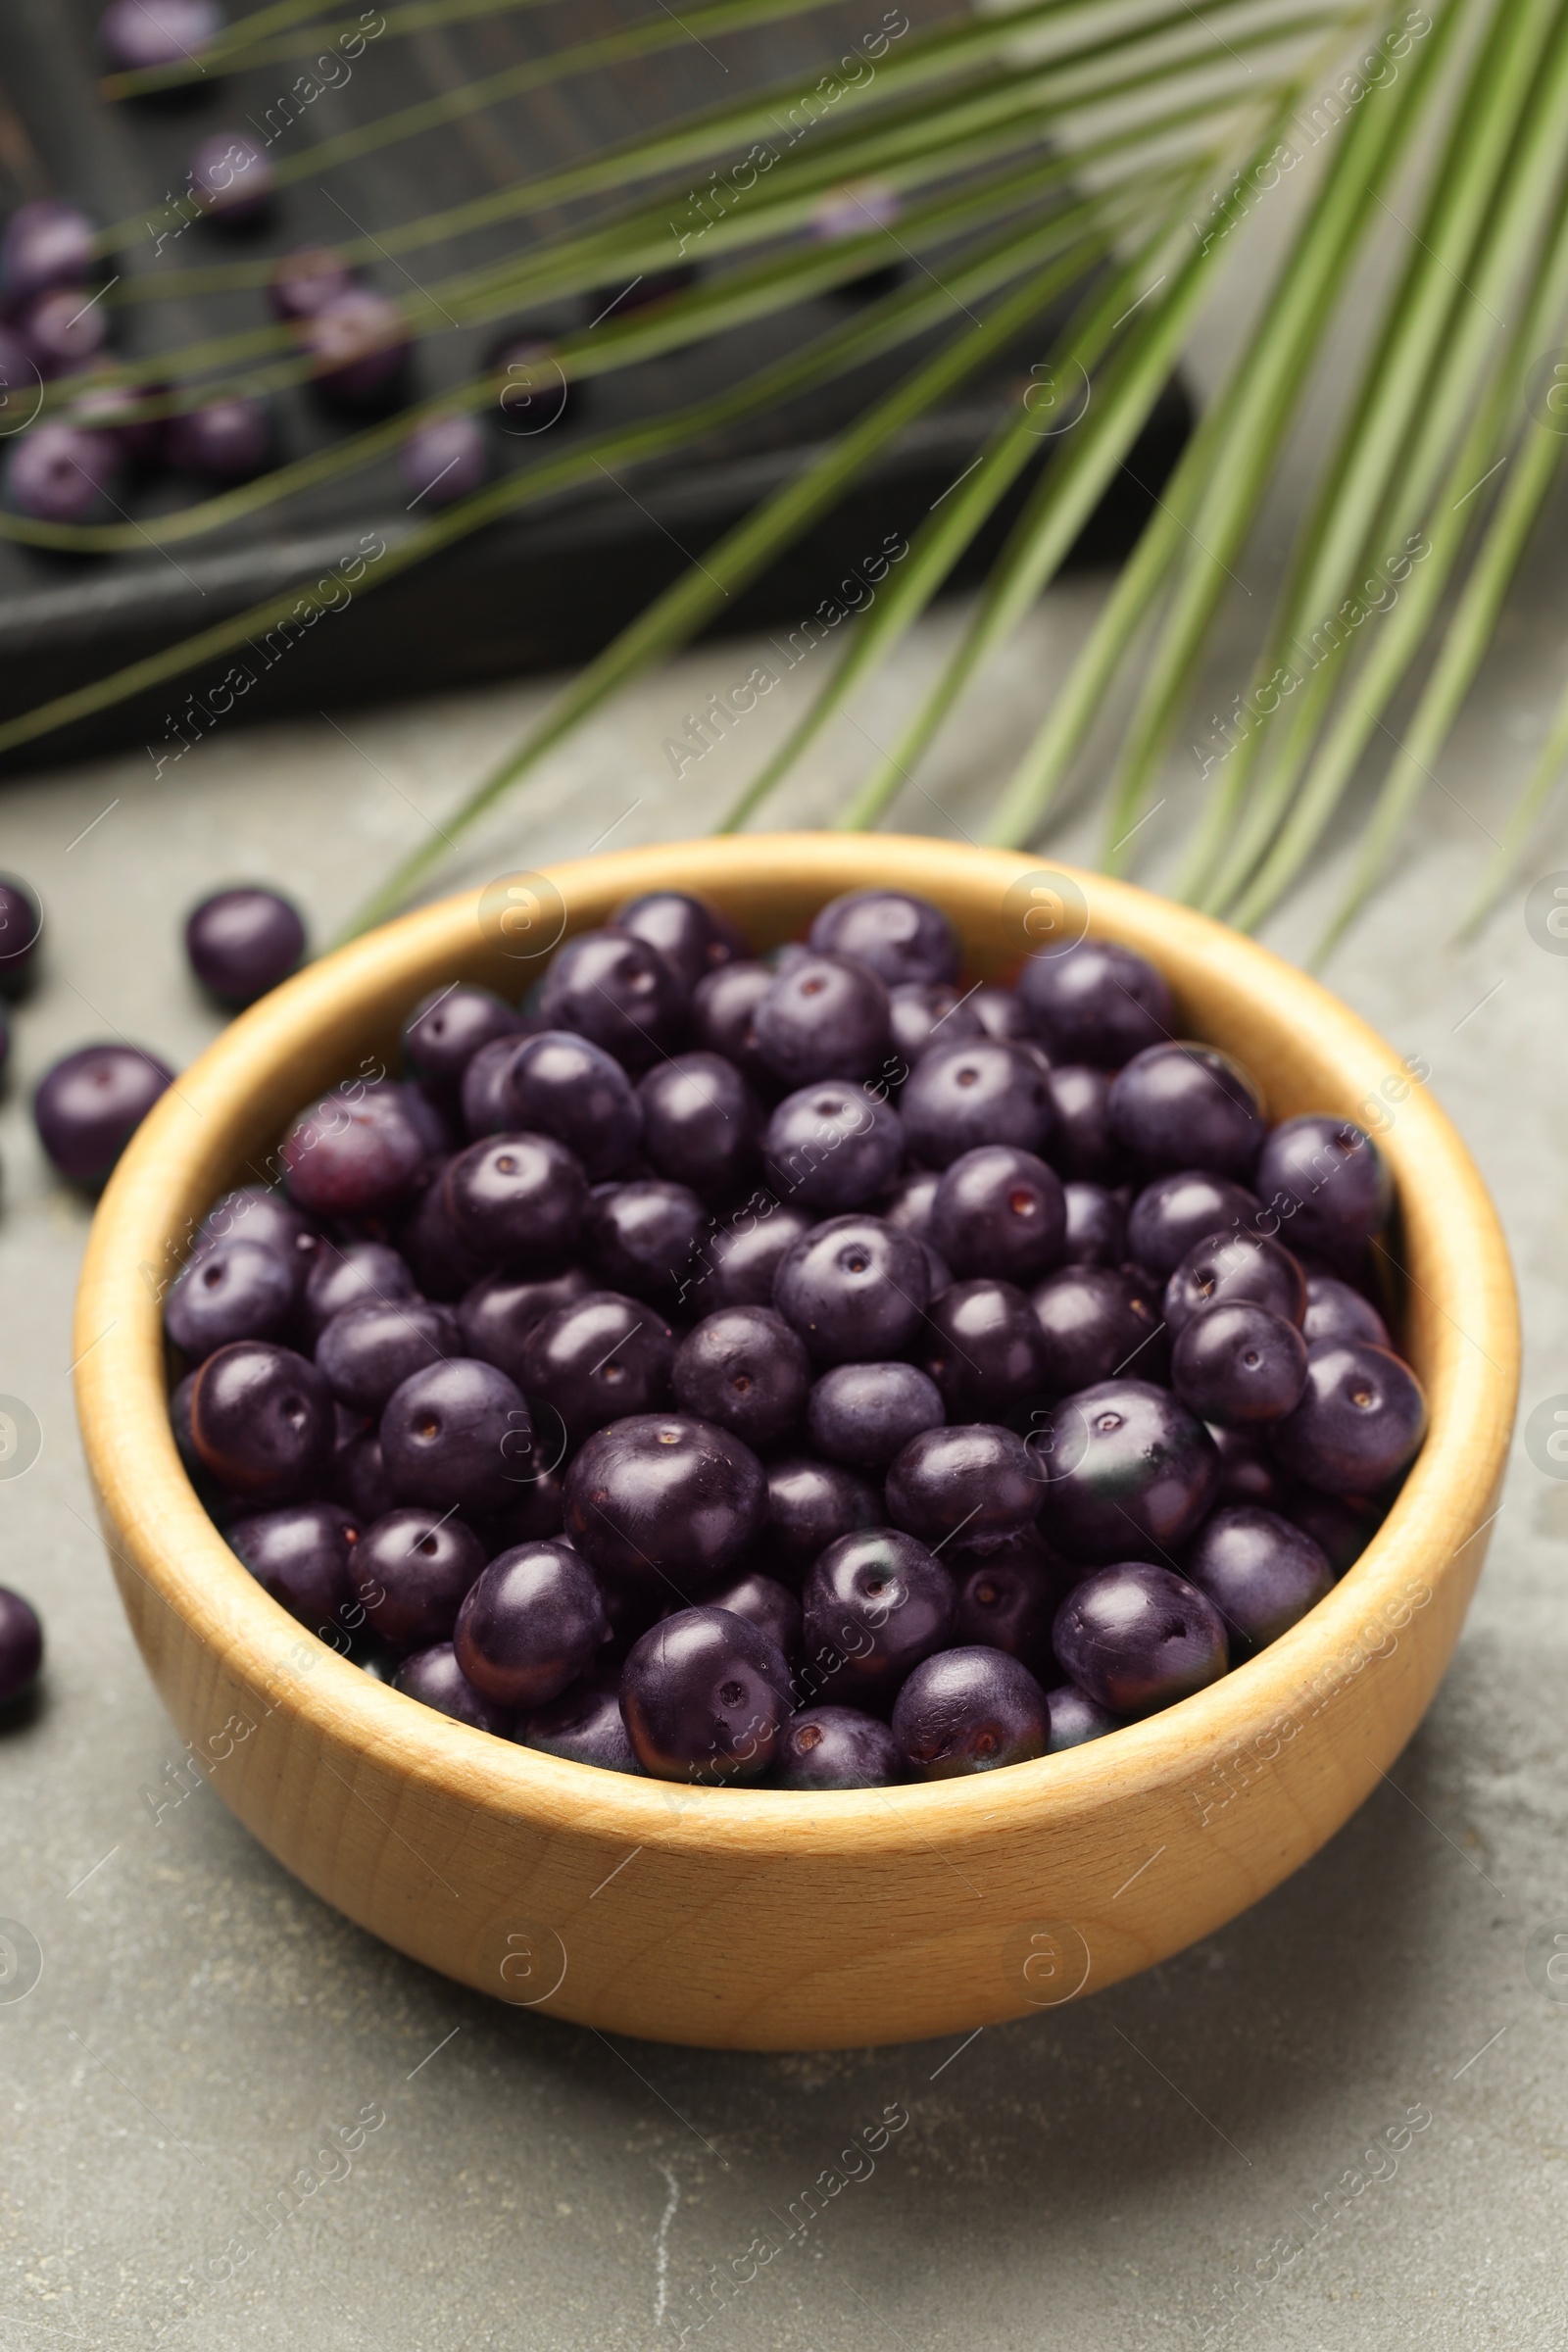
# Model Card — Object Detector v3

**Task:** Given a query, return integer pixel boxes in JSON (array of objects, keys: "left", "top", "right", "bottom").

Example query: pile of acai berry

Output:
[{"left": 167, "top": 887, "right": 1427, "bottom": 1788}]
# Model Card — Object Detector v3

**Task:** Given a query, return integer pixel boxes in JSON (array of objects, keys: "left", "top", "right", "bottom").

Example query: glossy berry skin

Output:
[
  {"left": 1164, "top": 1230, "right": 1306, "bottom": 1339},
  {"left": 621, "top": 1606, "right": 793, "bottom": 1784},
  {"left": 1036, "top": 1379, "right": 1218, "bottom": 1564},
  {"left": 1126, "top": 1172, "right": 1262, "bottom": 1280},
  {"left": 966, "top": 985, "right": 1028, "bottom": 1043},
  {"left": 564, "top": 1414, "right": 765, "bottom": 1592},
  {"left": 638, "top": 1052, "right": 760, "bottom": 1201},
  {"left": 700, "top": 1569, "right": 802, "bottom": 1663},
  {"left": 807, "top": 1361, "right": 944, "bottom": 1471},
  {"left": 763, "top": 1082, "right": 904, "bottom": 1214},
  {"left": 189, "top": 131, "right": 273, "bottom": 225},
  {"left": 269, "top": 246, "right": 351, "bottom": 320},
  {"left": 1016, "top": 939, "right": 1173, "bottom": 1067},
  {"left": 166, "top": 1237, "right": 295, "bottom": 1361},
  {"left": 190, "top": 1343, "right": 335, "bottom": 1501},
  {"left": 5, "top": 423, "right": 116, "bottom": 520},
  {"left": 807, "top": 888, "right": 958, "bottom": 986},
  {"left": 1029, "top": 1265, "right": 1165, "bottom": 1396},
  {"left": 1281, "top": 1487, "right": 1382, "bottom": 1575},
  {"left": 403, "top": 986, "right": 526, "bottom": 1112},
  {"left": 1058, "top": 1183, "right": 1124, "bottom": 1269},
  {"left": 931, "top": 1145, "right": 1065, "bottom": 1284},
  {"left": 34, "top": 1043, "right": 172, "bottom": 1186},
  {"left": 353, "top": 1507, "right": 485, "bottom": 1651},
  {"left": 673, "top": 1307, "right": 808, "bottom": 1447},
  {"left": 1269, "top": 1341, "right": 1426, "bottom": 1494},
  {"left": 281, "top": 1088, "right": 428, "bottom": 1217},
  {"left": 317, "top": 1299, "right": 462, "bottom": 1417},
  {"left": 881, "top": 1168, "right": 939, "bottom": 1242},
  {"left": 900, "top": 1039, "right": 1054, "bottom": 1169},
  {"left": 0, "top": 873, "right": 40, "bottom": 994},
  {"left": 698, "top": 1203, "right": 813, "bottom": 1310},
  {"left": 887, "top": 982, "right": 986, "bottom": 1067},
  {"left": 0, "top": 1588, "right": 42, "bottom": 1706},
  {"left": 443, "top": 1132, "right": 587, "bottom": 1266},
  {"left": 164, "top": 397, "right": 273, "bottom": 480},
  {"left": 17, "top": 289, "right": 108, "bottom": 378},
  {"left": 886, "top": 1420, "right": 1043, "bottom": 1550},
  {"left": 1208, "top": 1423, "right": 1298, "bottom": 1512},
  {"left": 918, "top": 1279, "right": 1050, "bottom": 1419},
  {"left": 1183, "top": 1503, "right": 1333, "bottom": 1655},
  {"left": 536, "top": 929, "right": 686, "bottom": 1072},
  {"left": 0, "top": 201, "right": 96, "bottom": 309},
  {"left": 399, "top": 412, "right": 486, "bottom": 506},
  {"left": 393, "top": 1642, "right": 512, "bottom": 1736},
  {"left": 519, "top": 1290, "right": 674, "bottom": 1445},
  {"left": 753, "top": 954, "right": 890, "bottom": 1088},
  {"left": 100, "top": 0, "right": 220, "bottom": 71},
  {"left": 476, "top": 1029, "right": 642, "bottom": 1178},
  {"left": 772, "top": 1215, "right": 928, "bottom": 1365},
  {"left": 759, "top": 1454, "right": 880, "bottom": 1585},
  {"left": 184, "top": 887, "right": 305, "bottom": 1004},
  {"left": 398, "top": 1171, "right": 489, "bottom": 1301},
  {"left": 952, "top": 1528, "right": 1066, "bottom": 1668},
  {"left": 1172, "top": 1302, "right": 1309, "bottom": 1428},
  {"left": 1045, "top": 1066, "right": 1128, "bottom": 1184},
  {"left": 773, "top": 1705, "right": 902, "bottom": 1788},
  {"left": 1045, "top": 1683, "right": 1117, "bottom": 1751},
  {"left": 690, "top": 960, "right": 775, "bottom": 1090},
  {"left": 520, "top": 1672, "right": 641, "bottom": 1771},
  {"left": 1108, "top": 1044, "right": 1264, "bottom": 1180},
  {"left": 193, "top": 1185, "right": 321, "bottom": 1281},
  {"left": 587, "top": 1180, "right": 708, "bottom": 1304},
  {"left": 298, "top": 288, "right": 411, "bottom": 405},
  {"left": 892, "top": 1646, "right": 1049, "bottom": 1778},
  {"left": 458, "top": 1264, "right": 593, "bottom": 1386},
  {"left": 454, "top": 1542, "right": 608, "bottom": 1709},
  {"left": 612, "top": 890, "right": 743, "bottom": 993},
  {"left": 801, "top": 1529, "right": 956, "bottom": 1708},
  {"left": 225, "top": 1501, "right": 360, "bottom": 1630},
  {"left": 1301, "top": 1273, "right": 1390, "bottom": 1350},
  {"left": 1054, "top": 1563, "right": 1228, "bottom": 1717},
  {"left": 332, "top": 1429, "right": 395, "bottom": 1525},
  {"left": 379, "top": 1357, "right": 532, "bottom": 1515},
  {"left": 303, "top": 1240, "right": 416, "bottom": 1338},
  {"left": 1253, "top": 1115, "right": 1391, "bottom": 1258}
]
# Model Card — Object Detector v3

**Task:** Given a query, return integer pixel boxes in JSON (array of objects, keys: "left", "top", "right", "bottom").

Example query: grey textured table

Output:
[{"left": 2, "top": 484, "right": 1568, "bottom": 2352}]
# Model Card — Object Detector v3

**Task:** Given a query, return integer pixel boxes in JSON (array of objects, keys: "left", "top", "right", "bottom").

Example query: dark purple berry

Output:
[
  {"left": 192, "top": 1185, "right": 320, "bottom": 1276},
  {"left": 1, "top": 201, "right": 95, "bottom": 308},
  {"left": 759, "top": 1454, "right": 880, "bottom": 1585},
  {"left": 1253, "top": 1116, "right": 1391, "bottom": 1258},
  {"left": 1108, "top": 1044, "right": 1264, "bottom": 1179},
  {"left": 189, "top": 131, "right": 272, "bottom": 225},
  {"left": 5, "top": 423, "right": 114, "bottom": 520},
  {"left": 773, "top": 1215, "right": 929, "bottom": 1364},
  {"left": 881, "top": 1168, "right": 939, "bottom": 1241},
  {"left": 1301, "top": 1273, "right": 1391, "bottom": 1349},
  {"left": 620, "top": 1606, "right": 793, "bottom": 1782},
  {"left": 1045, "top": 1683, "right": 1117, "bottom": 1750},
  {"left": 379, "top": 1357, "right": 532, "bottom": 1514},
  {"left": 1172, "top": 1302, "right": 1309, "bottom": 1427},
  {"left": 166, "top": 1237, "right": 294, "bottom": 1360},
  {"left": 164, "top": 396, "right": 273, "bottom": 480},
  {"left": 519, "top": 1291, "right": 674, "bottom": 1446},
  {"left": 190, "top": 1343, "right": 335, "bottom": 1501},
  {"left": 473, "top": 1029, "right": 642, "bottom": 1177},
  {"left": 887, "top": 982, "right": 985, "bottom": 1066},
  {"left": 299, "top": 288, "right": 411, "bottom": 405},
  {"left": 443, "top": 1132, "right": 587, "bottom": 1266},
  {"left": 1028, "top": 1265, "right": 1165, "bottom": 1395},
  {"left": 931, "top": 1145, "right": 1065, "bottom": 1284},
  {"left": 398, "top": 1169, "right": 489, "bottom": 1300},
  {"left": 1269, "top": 1341, "right": 1426, "bottom": 1494},
  {"left": 1035, "top": 1379, "right": 1218, "bottom": 1563},
  {"left": 885, "top": 1421, "right": 1042, "bottom": 1549},
  {"left": 269, "top": 245, "right": 350, "bottom": 321},
  {"left": 302, "top": 1240, "right": 416, "bottom": 1338},
  {"left": 807, "top": 1361, "right": 944, "bottom": 1471},
  {"left": 638, "top": 1052, "right": 760, "bottom": 1201},
  {"left": 1280, "top": 1486, "right": 1383, "bottom": 1574},
  {"left": 184, "top": 887, "right": 304, "bottom": 1005},
  {"left": 454, "top": 1541, "right": 608, "bottom": 1708},
  {"left": 226, "top": 1501, "right": 360, "bottom": 1630},
  {"left": 484, "top": 1462, "right": 568, "bottom": 1549},
  {"left": 564, "top": 1414, "right": 765, "bottom": 1593},
  {"left": 34, "top": 1043, "right": 172, "bottom": 1185},
  {"left": 402, "top": 986, "right": 526, "bottom": 1112},
  {"left": 1054, "top": 1563, "right": 1227, "bottom": 1716},
  {"left": 672, "top": 1306, "right": 808, "bottom": 1447},
  {"left": 1183, "top": 1503, "right": 1333, "bottom": 1654},
  {"left": 807, "top": 888, "right": 957, "bottom": 986},
  {"left": 696, "top": 1202, "right": 813, "bottom": 1310},
  {"left": 951, "top": 1528, "right": 1067, "bottom": 1668},
  {"left": 16, "top": 291, "right": 108, "bottom": 379},
  {"left": 892, "top": 1646, "right": 1048, "bottom": 1778},
  {"left": 1164, "top": 1230, "right": 1306, "bottom": 1339},
  {"left": 519, "top": 1672, "right": 640, "bottom": 1771},
  {"left": 1045, "top": 1065, "right": 1128, "bottom": 1183},
  {"left": 773, "top": 1705, "right": 901, "bottom": 1788},
  {"left": 1208, "top": 1423, "right": 1298, "bottom": 1510},
  {"left": 101, "top": 0, "right": 220, "bottom": 71},
  {"left": 353, "top": 1507, "right": 485, "bottom": 1650},
  {"left": 753, "top": 954, "right": 891, "bottom": 1087},
  {"left": 0, "top": 873, "right": 41, "bottom": 994},
  {"left": 281, "top": 1088, "right": 427, "bottom": 1217},
  {"left": 318, "top": 1299, "right": 461, "bottom": 1417},
  {"left": 332, "top": 1428, "right": 395, "bottom": 1524},
  {"left": 763, "top": 1081, "right": 904, "bottom": 1214},
  {"left": 612, "top": 890, "right": 743, "bottom": 992},
  {"left": 1062, "top": 1178, "right": 1136, "bottom": 1269},
  {"left": 536, "top": 929, "right": 686, "bottom": 1071},
  {"left": 690, "top": 959, "right": 774, "bottom": 1088},
  {"left": 801, "top": 1529, "right": 956, "bottom": 1709},
  {"left": 1016, "top": 938, "right": 1173, "bottom": 1066},
  {"left": 918, "top": 1279, "right": 1050, "bottom": 1419},
  {"left": 0, "top": 1587, "right": 42, "bottom": 1705},
  {"left": 699, "top": 1569, "right": 801, "bottom": 1662},
  {"left": 393, "top": 1642, "right": 512, "bottom": 1735},
  {"left": 900, "top": 1039, "right": 1054, "bottom": 1169},
  {"left": 400, "top": 412, "right": 485, "bottom": 506},
  {"left": 587, "top": 1179, "right": 707, "bottom": 1304},
  {"left": 1126, "top": 1172, "right": 1263, "bottom": 1280},
  {"left": 970, "top": 986, "right": 1030, "bottom": 1043},
  {"left": 458, "top": 1265, "right": 593, "bottom": 1385}
]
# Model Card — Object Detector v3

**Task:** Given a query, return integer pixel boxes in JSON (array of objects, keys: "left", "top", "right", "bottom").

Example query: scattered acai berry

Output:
[
  {"left": 185, "top": 886, "right": 306, "bottom": 1004},
  {"left": 164, "top": 396, "right": 273, "bottom": 480},
  {"left": 0, "top": 873, "right": 41, "bottom": 993},
  {"left": 0, "top": 202, "right": 97, "bottom": 309},
  {"left": 188, "top": 133, "right": 273, "bottom": 227},
  {"left": 35, "top": 1043, "right": 174, "bottom": 1185},
  {"left": 6, "top": 423, "right": 119, "bottom": 523},
  {"left": 0, "top": 1587, "right": 43, "bottom": 1706},
  {"left": 100, "top": 0, "right": 221, "bottom": 73},
  {"left": 400, "top": 412, "right": 487, "bottom": 507}
]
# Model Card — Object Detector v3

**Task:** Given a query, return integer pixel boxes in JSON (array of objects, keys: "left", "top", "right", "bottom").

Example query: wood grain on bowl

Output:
[{"left": 73, "top": 837, "right": 1519, "bottom": 2050}]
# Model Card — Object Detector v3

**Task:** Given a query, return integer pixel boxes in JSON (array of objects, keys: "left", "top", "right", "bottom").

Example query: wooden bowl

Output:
[{"left": 74, "top": 836, "right": 1519, "bottom": 2050}]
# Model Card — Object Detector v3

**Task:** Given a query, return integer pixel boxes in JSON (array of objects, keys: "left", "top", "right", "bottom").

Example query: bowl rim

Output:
[{"left": 74, "top": 834, "right": 1519, "bottom": 1862}]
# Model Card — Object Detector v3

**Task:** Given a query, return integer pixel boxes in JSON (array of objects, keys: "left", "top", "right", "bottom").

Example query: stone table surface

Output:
[{"left": 2, "top": 446, "right": 1568, "bottom": 2352}]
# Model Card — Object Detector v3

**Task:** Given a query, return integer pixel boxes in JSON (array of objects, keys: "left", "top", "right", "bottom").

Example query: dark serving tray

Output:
[{"left": 0, "top": 0, "right": 1191, "bottom": 773}]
